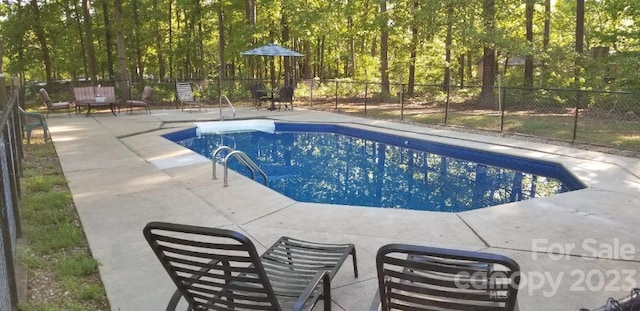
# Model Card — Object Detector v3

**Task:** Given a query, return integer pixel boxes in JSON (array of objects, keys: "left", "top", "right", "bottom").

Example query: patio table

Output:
[{"left": 76, "top": 97, "right": 118, "bottom": 117}]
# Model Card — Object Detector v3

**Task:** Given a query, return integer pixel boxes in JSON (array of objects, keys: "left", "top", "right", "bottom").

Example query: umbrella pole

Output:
[{"left": 270, "top": 57, "right": 276, "bottom": 89}]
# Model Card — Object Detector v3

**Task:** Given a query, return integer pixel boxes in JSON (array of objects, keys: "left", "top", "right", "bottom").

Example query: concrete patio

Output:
[{"left": 45, "top": 106, "right": 640, "bottom": 311}]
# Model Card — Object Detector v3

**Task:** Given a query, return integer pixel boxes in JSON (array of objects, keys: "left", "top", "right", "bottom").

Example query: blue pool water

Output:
[{"left": 163, "top": 122, "right": 584, "bottom": 212}]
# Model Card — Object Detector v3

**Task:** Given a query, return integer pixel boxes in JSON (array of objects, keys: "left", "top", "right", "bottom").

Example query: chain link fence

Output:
[
  {"left": 28, "top": 78, "right": 640, "bottom": 153},
  {"left": 277, "top": 79, "right": 638, "bottom": 153},
  {"left": 0, "top": 80, "right": 24, "bottom": 311}
]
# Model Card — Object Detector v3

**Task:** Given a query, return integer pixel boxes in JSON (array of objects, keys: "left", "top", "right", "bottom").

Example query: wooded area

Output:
[{"left": 1, "top": 0, "right": 639, "bottom": 97}]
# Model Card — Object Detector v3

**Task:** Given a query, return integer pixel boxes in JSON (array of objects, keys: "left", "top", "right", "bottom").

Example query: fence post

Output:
[
  {"left": 400, "top": 84, "right": 405, "bottom": 121},
  {"left": 500, "top": 86, "right": 507, "bottom": 132},
  {"left": 334, "top": 80, "right": 338, "bottom": 110},
  {"left": 309, "top": 79, "right": 313, "bottom": 107},
  {"left": 364, "top": 82, "right": 368, "bottom": 115},
  {"left": 0, "top": 73, "right": 6, "bottom": 110},
  {"left": 572, "top": 89, "right": 581, "bottom": 142},
  {"left": 444, "top": 82, "right": 451, "bottom": 124}
]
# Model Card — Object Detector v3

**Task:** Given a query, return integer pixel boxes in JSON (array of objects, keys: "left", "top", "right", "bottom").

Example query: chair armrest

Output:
[
  {"left": 23, "top": 111, "right": 45, "bottom": 120},
  {"left": 165, "top": 288, "right": 184, "bottom": 311},
  {"left": 292, "top": 270, "right": 331, "bottom": 311}
]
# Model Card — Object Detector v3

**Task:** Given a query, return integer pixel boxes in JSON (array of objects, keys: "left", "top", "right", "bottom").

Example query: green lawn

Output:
[
  {"left": 304, "top": 100, "right": 640, "bottom": 153},
  {"left": 19, "top": 138, "right": 109, "bottom": 311}
]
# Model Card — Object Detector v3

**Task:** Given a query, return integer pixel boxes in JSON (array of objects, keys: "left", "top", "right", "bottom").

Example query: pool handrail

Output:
[
  {"left": 223, "top": 151, "right": 268, "bottom": 187},
  {"left": 218, "top": 95, "right": 236, "bottom": 121},
  {"left": 212, "top": 146, "right": 268, "bottom": 187},
  {"left": 212, "top": 146, "right": 234, "bottom": 180}
]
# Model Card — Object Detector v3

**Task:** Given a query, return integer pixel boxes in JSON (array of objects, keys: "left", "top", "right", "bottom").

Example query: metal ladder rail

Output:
[
  {"left": 218, "top": 95, "right": 236, "bottom": 121},
  {"left": 212, "top": 146, "right": 234, "bottom": 180},
  {"left": 223, "top": 151, "right": 268, "bottom": 187},
  {"left": 211, "top": 146, "right": 268, "bottom": 187}
]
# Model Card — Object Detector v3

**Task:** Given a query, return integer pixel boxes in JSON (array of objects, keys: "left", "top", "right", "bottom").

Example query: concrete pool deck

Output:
[{"left": 45, "top": 106, "right": 640, "bottom": 311}]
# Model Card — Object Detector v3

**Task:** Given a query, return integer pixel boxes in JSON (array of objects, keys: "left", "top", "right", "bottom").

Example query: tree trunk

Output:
[
  {"left": 29, "top": 0, "right": 53, "bottom": 82},
  {"left": 114, "top": 0, "right": 130, "bottom": 102},
  {"left": 458, "top": 54, "right": 465, "bottom": 87},
  {"left": 443, "top": 3, "right": 453, "bottom": 91},
  {"left": 524, "top": 0, "right": 534, "bottom": 88},
  {"left": 407, "top": 0, "right": 419, "bottom": 97},
  {"left": 379, "top": 0, "right": 389, "bottom": 94},
  {"left": 479, "top": 0, "right": 496, "bottom": 107},
  {"left": 575, "top": 0, "right": 584, "bottom": 88},
  {"left": 281, "top": 3, "right": 291, "bottom": 85},
  {"left": 81, "top": 0, "right": 99, "bottom": 83},
  {"left": 540, "top": 0, "right": 551, "bottom": 87},
  {"left": 319, "top": 36, "right": 325, "bottom": 79},
  {"left": 72, "top": 0, "right": 88, "bottom": 80},
  {"left": 218, "top": 5, "right": 226, "bottom": 78},
  {"left": 102, "top": 0, "right": 115, "bottom": 79},
  {"left": 197, "top": 21, "right": 205, "bottom": 79},
  {"left": 132, "top": 0, "right": 144, "bottom": 82},
  {"left": 574, "top": 0, "right": 584, "bottom": 111},
  {"left": 304, "top": 40, "right": 311, "bottom": 79},
  {"left": 153, "top": 0, "right": 166, "bottom": 80},
  {"left": 168, "top": 0, "right": 173, "bottom": 79}
]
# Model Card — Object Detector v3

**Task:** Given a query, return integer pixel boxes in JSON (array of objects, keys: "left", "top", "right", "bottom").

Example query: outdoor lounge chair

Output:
[
  {"left": 176, "top": 82, "right": 206, "bottom": 112},
  {"left": 19, "top": 106, "right": 49, "bottom": 144},
  {"left": 144, "top": 221, "right": 358, "bottom": 311},
  {"left": 371, "top": 243, "right": 520, "bottom": 311},
  {"left": 274, "top": 85, "right": 294, "bottom": 111},
  {"left": 39, "top": 88, "right": 74, "bottom": 116},
  {"left": 124, "top": 86, "right": 152, "bottom": 114}
]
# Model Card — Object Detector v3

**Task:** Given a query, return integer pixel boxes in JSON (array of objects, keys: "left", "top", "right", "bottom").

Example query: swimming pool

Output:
[{"left": 163, "top": 121, "right": 585, "bottom": 212}]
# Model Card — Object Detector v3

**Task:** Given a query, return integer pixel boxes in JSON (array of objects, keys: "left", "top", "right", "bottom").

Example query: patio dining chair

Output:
[
  {"left": 144, "top": 221, "right": 358, "bottom": 311},
  {"left": 371, "top": 244, "right": 520, "bottom": 311},
  {"left": 274, "top": 85, "right": 294, "bottom": 111},
  {"left": 250, "top": 82, "right": 271, "bottom": 110},
  {"left": 125, "top": 86, "right": 152, "bottom": 114},
  {"left": 39, "top": 88, "right": 74, "bottom": 117}
]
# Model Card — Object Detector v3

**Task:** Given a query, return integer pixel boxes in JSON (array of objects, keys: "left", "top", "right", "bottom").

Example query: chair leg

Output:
[
  {"left": 351, "top": 247, "right": 358, "bottom": 278},
  {"left": 42, "top": 122, "right": 50, "bottom": 142}
]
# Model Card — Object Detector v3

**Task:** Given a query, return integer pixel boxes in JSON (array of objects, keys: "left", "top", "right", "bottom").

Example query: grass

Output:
[
  {"left": 18, "top": 136, "right": 109, "bottom": 311},
  {"left": 309, "top": 101, "right": 640, "bottom": 153}
]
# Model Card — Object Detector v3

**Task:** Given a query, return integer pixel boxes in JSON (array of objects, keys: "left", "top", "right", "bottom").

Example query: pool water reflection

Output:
[{"left": 165, "top": 123, "right": 584, "bottom": 212}]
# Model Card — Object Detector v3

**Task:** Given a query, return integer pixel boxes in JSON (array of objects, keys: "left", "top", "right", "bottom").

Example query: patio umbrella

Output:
[
  {"left": 241, "top": 43, "right": 303, "bottom": 88},
  {"left": 241, "top": 43, "right": 304, "bottom": 57}
]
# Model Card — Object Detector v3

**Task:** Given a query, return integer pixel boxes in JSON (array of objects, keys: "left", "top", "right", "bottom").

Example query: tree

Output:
[
  {"left": 479, "top": 0, "right": 496, "bottom": 106},
  {"left": 114, "top": 0, "right": 129, "bottom": 101},
  {"left": 379, "top": 0, "right": 389, "bottom": 94},
  {"left": 406, "top": 0, "right": 420, "bottom": 97},
  {"left": 524, "top": 0, "right": 534, "bottom": 88},
  {"left": 81, "top": 0, "right": 99, "bottom": 83},
  {"left": 29, "top": 0, "right": 53, "bottom": 82},
  {"left": 443, "top": 2, "right": 453, "bottom": 91}
]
